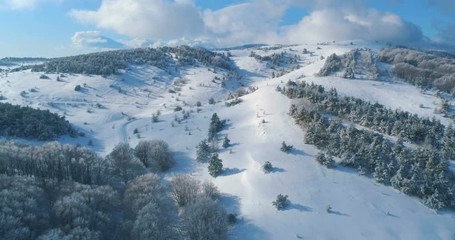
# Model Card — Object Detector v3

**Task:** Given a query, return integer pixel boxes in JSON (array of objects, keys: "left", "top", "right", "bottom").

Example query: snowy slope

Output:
[{"left": 0, "top": 41, "right": 454, "bottom": 239}]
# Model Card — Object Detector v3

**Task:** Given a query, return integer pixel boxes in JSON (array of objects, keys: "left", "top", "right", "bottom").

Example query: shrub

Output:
[
  {"left": 262, "top": 161, "right": 273, "bottom": 173},
  {"left": 272, "top": 194, "right": 289, "bottom": 210},
  {"left": 280, "top": 141, "right": 293, "bottom": 153}
]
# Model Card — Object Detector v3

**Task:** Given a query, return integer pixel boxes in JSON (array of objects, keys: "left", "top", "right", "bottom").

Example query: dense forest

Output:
[
  {"left": 378, "top": 48, "right": 455, "bottom": 95},
  {"left": 0, "top": 103, "right": 77, "bottom": 140},
  {"left": 0, "top": 140, "right": 229, "bottom": 240},
  {"left": 30, "top": 46, "right": 232, "bottom": 76},
  {"left": 280, "top": 80, "right": 454, "bottom": 209}
]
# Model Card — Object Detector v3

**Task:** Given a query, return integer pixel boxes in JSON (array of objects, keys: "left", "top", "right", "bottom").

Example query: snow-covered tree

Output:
[
  {"left": 179, "top": 197, "right": 228, "bottom": 240},
  {"left": 134, "top": 140, "right": 173, "bottom": 172},
  {"left": 106, "top": 143, "right": 145, "bottom": 183}
]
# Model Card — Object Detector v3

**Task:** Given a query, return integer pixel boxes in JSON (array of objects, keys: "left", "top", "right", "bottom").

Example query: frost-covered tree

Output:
[
  {"left": 179, "top": 197, "right": 228, "bottom": 240},
  {"left": 134, "top": 140, "right": 173, "bottom": 172},
  {"left": 0, "top": 175, "right": 49, "bottom": 240},
  {"left": 131, "top": 202, "right": 177, "bottom": 240},
  {"left": 171, "top": 175, "right": 202, "bottom": 207},
  {"left": 106, "top": 143, "right": 145, "bottom": 184}
]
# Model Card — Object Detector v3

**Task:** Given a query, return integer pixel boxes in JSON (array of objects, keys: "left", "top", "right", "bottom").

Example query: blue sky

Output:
[{"left": 0, "top": 0, "right": 454, "bottom": 57}]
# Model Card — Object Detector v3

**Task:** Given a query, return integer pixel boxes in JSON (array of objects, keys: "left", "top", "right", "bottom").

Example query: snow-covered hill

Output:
[{"left": 1, "top": 41, "right": 454, "bottom": 239}]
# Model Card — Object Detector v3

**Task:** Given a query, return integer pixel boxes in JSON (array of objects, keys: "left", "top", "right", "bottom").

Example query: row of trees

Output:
[
  {"left": 0, "top": 102, "right": 77, "bottom": 140},
  {"left": 30, "top": 46, "right": 232, "bottom": 76},
  {"left": 0, "top": 140, "right": 229, "bottom": 240},
  {"left": 282, "top": 81, "right": 454, "bottom": 209},
  {"left": 281, "top": 81, "right": 450, "bottom": 151}
]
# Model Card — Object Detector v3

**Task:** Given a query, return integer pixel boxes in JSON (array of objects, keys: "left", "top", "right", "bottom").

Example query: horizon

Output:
[{"left": 0, "top": 0, "right": 454, "bottom": 58}]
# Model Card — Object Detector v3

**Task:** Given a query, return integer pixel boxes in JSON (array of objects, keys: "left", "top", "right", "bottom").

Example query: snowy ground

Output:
[{"left": 1, "top": 41, "right": 454, "bottom": 239}]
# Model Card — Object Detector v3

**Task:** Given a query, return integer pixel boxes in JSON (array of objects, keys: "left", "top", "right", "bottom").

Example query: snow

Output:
[{"left": 1, "top": 41, "right": 454, "bottom": 239}]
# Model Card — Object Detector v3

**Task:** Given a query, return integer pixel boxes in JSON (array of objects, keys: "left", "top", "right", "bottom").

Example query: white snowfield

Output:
[{"left": 1, "top": 41, "right": 454, "bottom": 239}]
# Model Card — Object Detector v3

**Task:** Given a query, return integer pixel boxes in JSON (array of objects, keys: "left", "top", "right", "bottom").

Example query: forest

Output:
[
  {"left": 0, "top": 140, "right": 229, "bottom": 240},
  {"left": 29, "top": 46, "right": 232, "bottom": 76},
  {"left": 379, "top": 48, "right": 455, "bottom": 95},
  {"left": 280, "top": 80, "right": 454, "bottom": 209},
  {"left": 0, "top": 102, "right": 77, "bottom": 140}
]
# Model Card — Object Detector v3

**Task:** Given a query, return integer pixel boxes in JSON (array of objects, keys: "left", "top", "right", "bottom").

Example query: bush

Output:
[
  {"left": 272, "top": 194, "right": 289, "bottom": 210},
  {"left": 174, "top": 106, "right": 182, "bottom": 112},
  {"left": 209, "top": 97, "right": 216, "bottom": 104},
  {"left": 262, "top": 161, "right": 273, "bottom": 173},
  {"left": 74, "top": 85, "right": 82, "bottom": 91},
  {"left": 280, "top": 141, "right": 293, "bottom": 153}
]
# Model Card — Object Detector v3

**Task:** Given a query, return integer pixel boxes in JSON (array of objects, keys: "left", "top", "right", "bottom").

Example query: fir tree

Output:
[
  {"left": 208, "top": 153, "right": 223, "bottom": 177},
  {"left": 196, "top": 139, "right": 211, "bottom": 162},
  {"left": 272, "top": 194, "right": 289, "bottom": 210},
  {"left": 222, "top": 136, "right": 231, "bottom": 148}
]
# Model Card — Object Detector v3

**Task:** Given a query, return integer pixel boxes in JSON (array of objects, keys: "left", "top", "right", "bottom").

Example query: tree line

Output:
[{"left": 29, "top": 46, "right": 232, "bottom": 76}]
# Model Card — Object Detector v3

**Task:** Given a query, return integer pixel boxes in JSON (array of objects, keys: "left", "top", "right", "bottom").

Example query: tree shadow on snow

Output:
[
  {"left": 220, "top": 194, "right": 269, "bottom": 240},
  {"left": 286, "top": 202, "right": 312, "bottom": 212},
  {"left": 170, "top": 151, "right": 198, "bottom": 174},
  {"left": 328, "top": 209, "right": 350, "bottom": 217},
  {"left": 222, "top": 168, "right": 246, "bottom": 176},
  {"left": 289, "top": 149, "right": 308, "bottom": 156},
  {"left": 271, "top": 167, "right": 286, "bottom": 173}
]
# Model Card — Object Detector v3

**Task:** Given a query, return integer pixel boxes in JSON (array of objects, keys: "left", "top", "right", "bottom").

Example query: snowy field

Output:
[{"left": 1, "top": 41, "right": 454, "bottom": 239}]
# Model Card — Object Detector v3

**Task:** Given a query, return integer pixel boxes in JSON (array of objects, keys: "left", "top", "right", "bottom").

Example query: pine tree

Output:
[
  {"left": 272, "top": 194, "right": 289, "bottom": 210},
  {"left": 196, "top": 139, "right": 211, "bottom": 162},
  {"left": 208, "top": 153, "right": 223, "bottom": 177},
  {"left": 222, "top": 136, "right": 230, "bottom": 148},
  {"left": 280, "top": 141, "right": 293, "bottom": 153}
]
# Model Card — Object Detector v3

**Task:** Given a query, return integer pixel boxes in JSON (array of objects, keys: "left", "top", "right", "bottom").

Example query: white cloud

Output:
[
  {"left": 71, "top": 31, "right": 124, "bottom": 49},
  {"left": 281, "top": 8, "right": 424, "bottom": 45},
  {"left": 202, "top": 1, "right": 285, "bottom": 46},
  {"left": 68, "top": 0, "right": 426, "bottom": 48},
  {"left": 70, "top": 0, "right": 204, "bottom": 39}
]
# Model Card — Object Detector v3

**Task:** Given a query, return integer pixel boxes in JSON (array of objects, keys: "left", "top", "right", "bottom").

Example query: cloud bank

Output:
[
  {"left": 71, "top": 31, "right": 124, "bottom": 49},
  {"left": 69, "top": 0, "right": 449, "bottom": 50}
]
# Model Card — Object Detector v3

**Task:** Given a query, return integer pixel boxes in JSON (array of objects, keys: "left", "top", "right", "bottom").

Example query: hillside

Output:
[{"left": 0, "top": 42, "right": 454, "bottom": 239}]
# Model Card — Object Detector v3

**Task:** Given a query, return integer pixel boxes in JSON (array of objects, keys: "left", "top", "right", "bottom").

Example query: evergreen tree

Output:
[
  {"left": 272, "top": 194, "right": 289, "bottom": 210},
  {"left": 222, "top": 136, "right": 230, "bottom": 148},
  {"left": 196, "top": 139, "right": 211, "bottom": 162},
  {"left": 208, "top": 154, "right": 223, "bottom": 177},
  {"left": 280, "top": 141, "right": 293, "bottom": 153}
]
